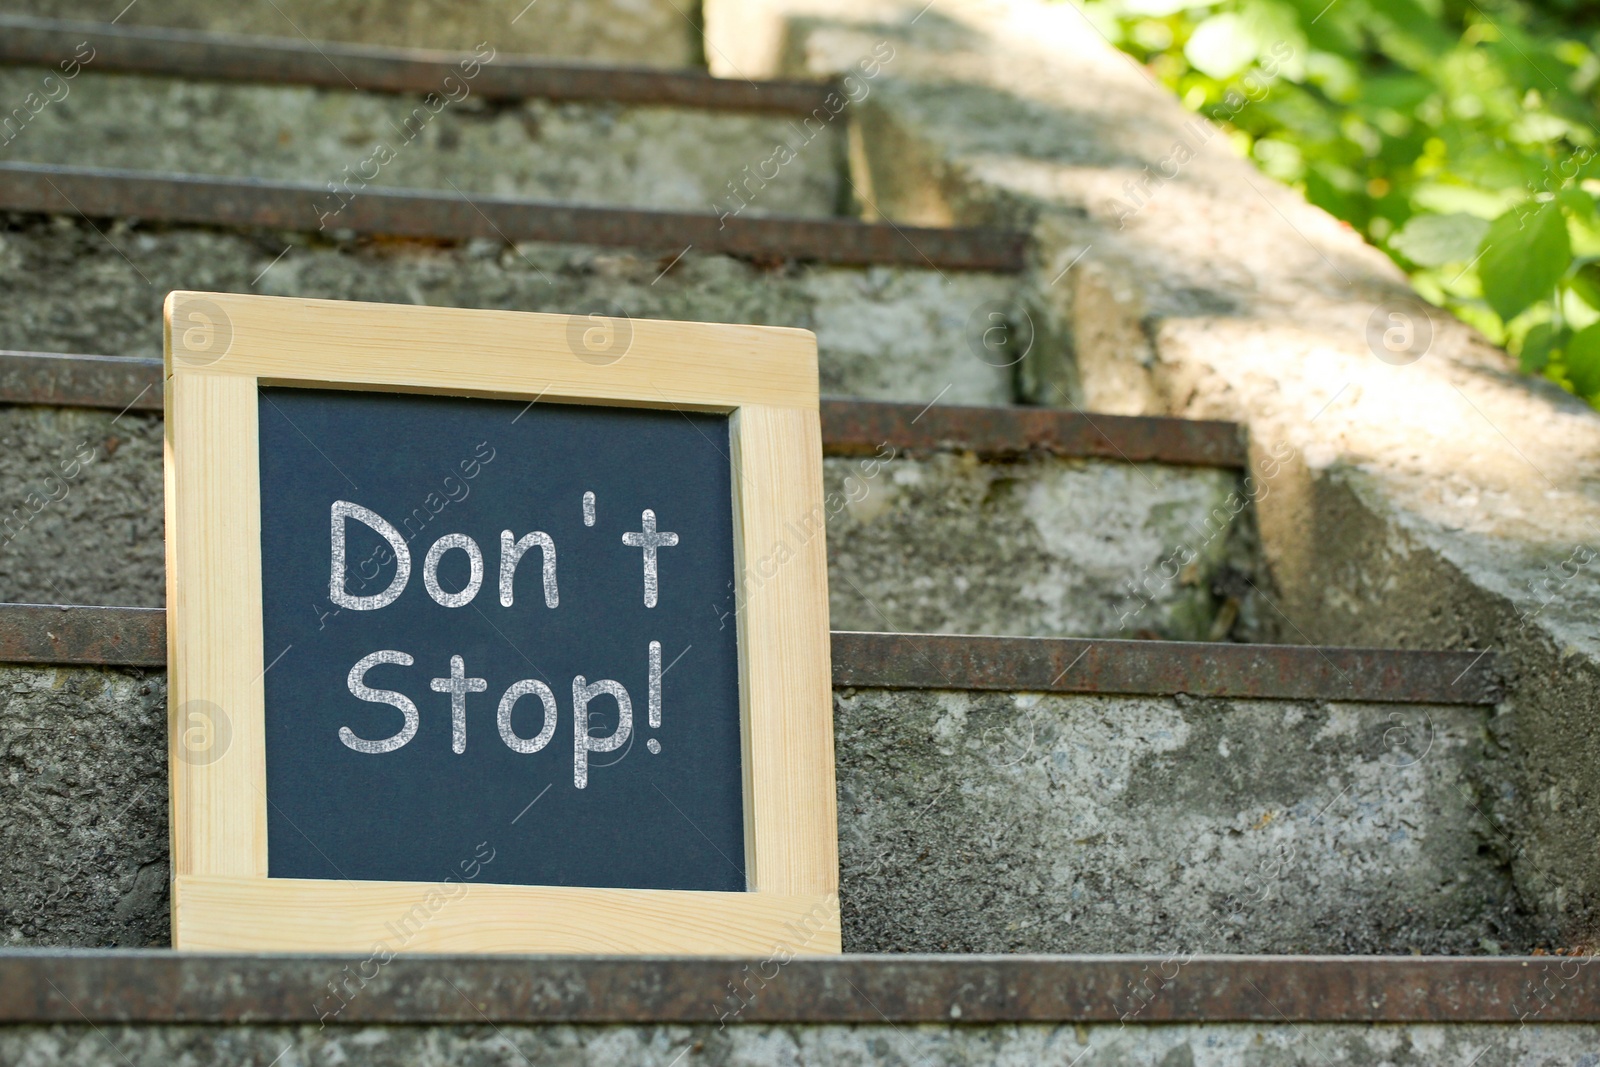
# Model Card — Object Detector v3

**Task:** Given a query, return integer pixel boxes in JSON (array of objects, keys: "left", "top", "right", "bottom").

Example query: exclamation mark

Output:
[{"left": 646, "top": 639, "right": 661, "bottom": 754}]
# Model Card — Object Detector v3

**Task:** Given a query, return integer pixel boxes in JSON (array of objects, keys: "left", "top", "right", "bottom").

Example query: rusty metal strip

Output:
[
  {"left": 0, "top": 14, "right": 836, "bottom": 114},
  {"left": 0, "top": 952, "right": 1592, "bottom": 1023},
  {"left": 0, "top": 604, "right": 164, "bottom": 667},
  {"left": 0, "top": 355, "right": 1245, "bottom": 468},
  {"left": 0, "top": 601, "right": 1498, "bottom": 705},
  {"left": 0, "top": 163, "right": 1027, "bottom": 271},
  {"left": 0, "top": 351, "right": 162, "bottom": 412},
  {"left": 822, "top": 397, "right": 1247, "bottom": 467},
  {"left": 831, "top": 631, "right": 1502, "bottom": 704}
]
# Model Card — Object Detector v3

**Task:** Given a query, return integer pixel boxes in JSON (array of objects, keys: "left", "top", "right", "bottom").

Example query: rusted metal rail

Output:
[
  {"left": 830, "top": 630, "right": 1501, "bottom": 704},
  {"left": 0, "top": 952, "right": 1589, "bottom": 1022},
  {"left": 0, "top": 14, "right": 836, "bottom": 114},
  {"left": 822, "top": 396, "right": 1247, "bottom": 467},
  {"left": 0, "top": 351, "right": 162, "bottom": 412},
  {"left": 0, "top": 603, "right": 1498, "bottom": 703},
  {"left": 0, "top": 604, "right": 164, "bottom": 667},
  {"left": 0, "top": 163, "right": 1028, "bottom": 270},
  {"left": 0, "top": 353, "right": 1246, "bottom": 468}
]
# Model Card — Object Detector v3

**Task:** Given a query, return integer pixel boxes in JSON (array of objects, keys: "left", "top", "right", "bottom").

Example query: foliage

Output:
[{"left": 1078, "top": 0, "right": 1600, "bottom": 403}]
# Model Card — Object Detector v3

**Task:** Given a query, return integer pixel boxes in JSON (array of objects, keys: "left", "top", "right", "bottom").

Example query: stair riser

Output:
[
  {"left": 2, "top": 1021, "right": 1596, "bottom": 1065},
  {"left": 0, "top": 407, "right": 162, "bottom": 609},
  {"left": 838, "top": 687, "right": 1518, "bottom": 955},
  {"left": 0, "top": 666, "right": 1520, "bottom": 953},
  {"left": 0, "top": 69, "right": 842, "bottom": 216},
  {"left": 1, "top": 0, "right": 702, "bottom": 66},
  {"left": 0, "top": 217, "right": 1016, "bottom": 404},
  {"left": 0, "top": 407, "right": 1254, "bottom": 640},
  {"left": 0, "top": 666, "right": 164, "bottom": 948},
  {"left": 826, "top": 451, "right": 1260, "bottom": 640}
]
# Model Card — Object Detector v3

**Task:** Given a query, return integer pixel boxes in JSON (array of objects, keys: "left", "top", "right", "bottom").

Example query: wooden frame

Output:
[{"left": 163, "top": 291, "right": 839, "bottom": 954}]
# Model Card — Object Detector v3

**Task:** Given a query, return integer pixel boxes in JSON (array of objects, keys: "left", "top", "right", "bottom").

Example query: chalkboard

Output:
[
  {"left": 166, "top": 292, "right": 836, "bottom": 955},
  {"left": 257, "top": 387, "right": 745, "bottom": 893}
]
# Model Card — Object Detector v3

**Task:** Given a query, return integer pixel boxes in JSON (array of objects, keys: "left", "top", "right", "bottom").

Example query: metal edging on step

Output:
[
  {"left": 821, "top": 397, "right": 1247, "bottom": 467},
  {"left": 0, "top": 163, "right": 1029, "bottom": 271},
  {"left": 0, "top": 604, "right": 1500, "bottom": 704},
  {"left": 0, "top": 604, "right": 165, "bottom": 667},
  {"left": 0, "top": 952, "right": 1592, "bottom": 1023},
  {"left": 0, "top": 353, "right": 1246, "bottom": 469},
  {"left": 830, "top": 631, "right": 1502, "bottom": 705},
  {"left": 0, "top": 352, "right": 163, "bottom": 413},
  {"left": 0, "top": 14, "right": 838, "bottom": 114}
]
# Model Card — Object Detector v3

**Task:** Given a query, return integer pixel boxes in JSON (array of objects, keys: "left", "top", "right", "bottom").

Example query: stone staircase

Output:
[{"left": 0, "top": 6, "right": 1594, "bottom": 1064}]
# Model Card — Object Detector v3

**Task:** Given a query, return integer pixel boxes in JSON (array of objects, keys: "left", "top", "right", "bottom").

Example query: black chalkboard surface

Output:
[{"left": 257, "top": 387, "right": 745, "bottom": 893}]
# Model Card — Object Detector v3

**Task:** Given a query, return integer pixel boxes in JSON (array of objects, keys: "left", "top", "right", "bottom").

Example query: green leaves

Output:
[
  {"left": 1389, "top": 212, "right": 1490, "bottom": 265},
  {"left": 1518, "top": 322, "right": 1556, "bottom": 373},
  {"left": 1184, "top": 14, "right": 1259, "bottom": 78},
  {"left": 1477, "top": 201, "right": 1572, "bottom": 323},
  {"left": 1568, "top": 261, "right": 1600, "bottom": 310},
  {"left": 1564, "top": 322, "right": 1600, "bottom": 397},
  {"left": 1090, "top": 0, "right": 1600, "bottom": 407}
]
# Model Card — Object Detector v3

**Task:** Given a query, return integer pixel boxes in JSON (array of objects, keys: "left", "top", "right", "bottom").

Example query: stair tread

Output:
[
  {"left": 0, "top": 13, "right": 832, "bottom": 113},
  {"left": 0, "top": 162, "right": 1026, "bottom": 270},
  {"left": 0, "top": 951, "right": 1589, "bottom": 1022},
  {"left": 0, "top": 603, "right": 1497, "bottom": 703}
]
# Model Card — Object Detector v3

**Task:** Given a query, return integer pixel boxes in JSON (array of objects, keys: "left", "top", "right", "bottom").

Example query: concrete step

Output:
[
  {"left": 0, "top": 605, "right": 1519, "bottom": 955},
  {"left": 0, "top": 353, "right": 1257, "bottom": 639},
  {"left": 0, "top": 162, "right": 1023, "bottom": 268},
  {"left": 4, "top": 952, "right": 1597, "bottom": 1063},
  {"left": 0, "top": 164, "right": 1025, "bottom": 406},
  {"left": 0, "top": 18, "right": 844, "bottom": 216},
  {"left": 0, "top": 15, "right": 827, "bottom": 110},
  {"left": 0, "top": 3, "right": 704, "bottom": 67}
]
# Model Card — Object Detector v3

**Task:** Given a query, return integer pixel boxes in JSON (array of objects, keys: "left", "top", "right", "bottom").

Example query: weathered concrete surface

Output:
[
  {"left": 5, "top": 1020, "right": 1600, "bottom": 1065},
  {"left": 7, "top": 0, "right": 704, "bottom": 67},
  {"left": 0, "top": 666, "right": 1528, "bottom": 953},
  {"left": 0, "top": 69, "right": 840, "bottom": 217},
  {"left": 711, "top": 0, "right": 1600, "bottom": 951},
  {"left": 0, "top": 407, "right": 162, "bottom": 607},
  {"left": 0, "top": 666, "right": 166, "bottom": 948},
  {"left": 0, "top": 214, "right": 1015, "bottom": 405},
  {"left": 825, "top": 452, "right": 1266, "bottom": 640},
  {"left": 0, "top": 411, "right": 1261, "bottom": 636},
  {"left": 837, "top": 688, "right": 1527, "bottom": 955}
]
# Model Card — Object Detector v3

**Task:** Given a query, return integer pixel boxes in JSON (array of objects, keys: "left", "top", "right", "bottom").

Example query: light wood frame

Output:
[{"left": 163, "top": 291, "right": 839, "bottom": 954}]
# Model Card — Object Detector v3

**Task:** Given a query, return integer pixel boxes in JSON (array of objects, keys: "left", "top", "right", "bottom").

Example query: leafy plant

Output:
[{"left": 1077, "top": 0, "right": 1600, "bottom": 405}]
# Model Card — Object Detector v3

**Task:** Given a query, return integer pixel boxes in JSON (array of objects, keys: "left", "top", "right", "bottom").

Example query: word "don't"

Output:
[{"left": 330, "top": 498, "right": 679, "bottom": 610}]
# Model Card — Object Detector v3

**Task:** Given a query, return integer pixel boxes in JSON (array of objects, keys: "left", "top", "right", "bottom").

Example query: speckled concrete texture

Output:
[
  {"left": 0, "top": 407, "right": 162, "bottom": 607},
  {"left": 0, "top": 666, "right": 166, "bottom": 948},
  {"left": 6, "top": 0, "right": 703, "bottom": 67},
  {"left": 836, "top": 687, "right": 1530, "bottom": 955},
  {"left": 1, "top": 667, "right": 1529, "bottom": 953},
  {"left": 4, "top": 1020, "right": 1600, "bottom": 1066},
  {"left": 824, "top": 452, "right": 1265, "bottom": 640},
  {"left": 0, "top": 215, "right": 1015, "bottom": 406},
  {"left": 0, "top": 69, "right": 841, "bottom": 217}
]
